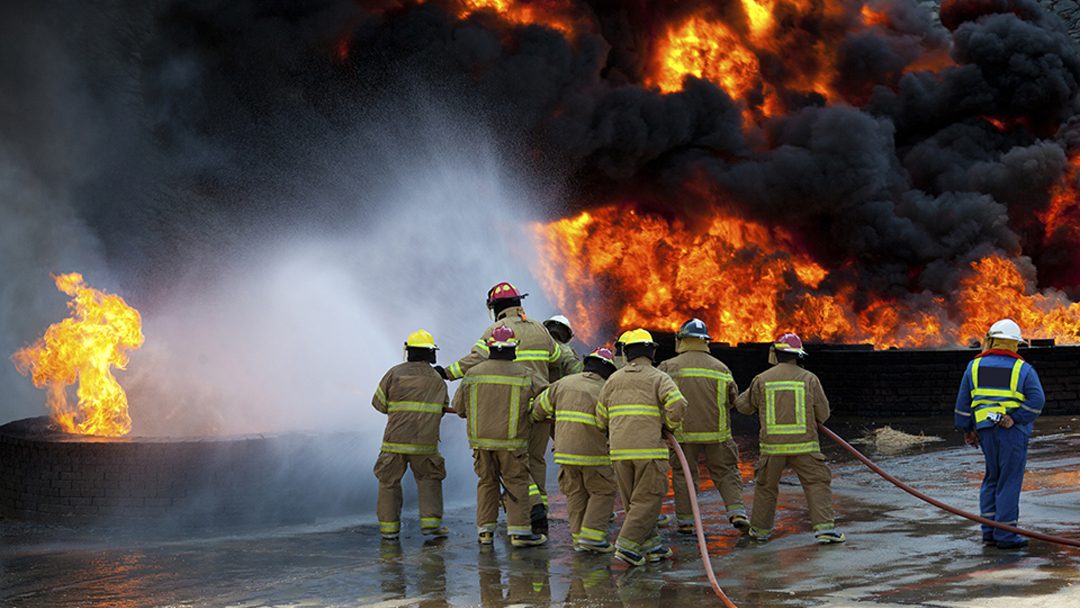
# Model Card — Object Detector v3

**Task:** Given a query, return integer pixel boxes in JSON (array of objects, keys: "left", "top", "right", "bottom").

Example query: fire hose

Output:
[
  {"left": 666, "top": 434, "right": 740, "bottom": 608},
  {"left": 817, "top": 423, "right": 1080, "bottom": 549}
]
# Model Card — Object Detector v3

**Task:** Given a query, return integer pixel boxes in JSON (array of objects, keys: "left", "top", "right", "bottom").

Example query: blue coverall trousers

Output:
[{"left": 977, "top": 425, "right": 1028, "bottom": 544}]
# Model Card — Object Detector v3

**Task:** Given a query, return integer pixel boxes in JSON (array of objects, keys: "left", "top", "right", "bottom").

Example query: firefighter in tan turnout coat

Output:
[
  {"left": 452, "top": 324, "right": 549, "bottom": 547},
  {"left": 658, "top": 318, "right": 749, "bottom": 533},
  {"left": 532, "top": 346, "right": 618, "bottom": 553},
  {"left": 372, "top": 330, "right": 450, "bottom": 540},
  {"left": 442, "top": 281, "right": 564, "bottom": 534},
  {"left": 598, "top": 328, "right": 688, "bottom": 566},
  {"left": 734, "top": 332, "right": 846, "bottom": 544}
]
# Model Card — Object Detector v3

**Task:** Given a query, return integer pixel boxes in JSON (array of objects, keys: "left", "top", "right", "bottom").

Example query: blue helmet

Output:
[{"left": 677, "top": 318, "right": 712, "bottom": 340}]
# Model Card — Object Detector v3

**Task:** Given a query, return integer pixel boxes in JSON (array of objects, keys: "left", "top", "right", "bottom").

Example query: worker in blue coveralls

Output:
[{"left": 954, "top": 318, "right": 1045, "bottom": 550}]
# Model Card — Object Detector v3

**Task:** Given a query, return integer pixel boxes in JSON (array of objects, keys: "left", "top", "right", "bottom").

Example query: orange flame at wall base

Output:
[
  {"left": 532, "top": 207, "right": 1080, "bottom": 348},
  {"left": 12, "top": 274, "right": 144, "bottom": 437}
]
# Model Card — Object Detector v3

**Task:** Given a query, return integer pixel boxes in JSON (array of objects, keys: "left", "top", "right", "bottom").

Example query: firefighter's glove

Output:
[{"left": 434, "top": 365, "right": 449, "bottom": 380}]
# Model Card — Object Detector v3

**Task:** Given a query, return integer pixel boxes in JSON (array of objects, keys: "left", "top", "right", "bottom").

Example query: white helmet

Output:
[
  {"left": 543, "top": 315, "right": 574, "bottom": 338},
  {"left": 986, "top": 319, "right": 1023, "bottom": 342}
]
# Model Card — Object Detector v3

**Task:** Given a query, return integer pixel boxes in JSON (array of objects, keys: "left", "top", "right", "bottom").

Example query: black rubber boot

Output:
[{"left": 530, "top": 503, "right": 549, "bottom": 536}]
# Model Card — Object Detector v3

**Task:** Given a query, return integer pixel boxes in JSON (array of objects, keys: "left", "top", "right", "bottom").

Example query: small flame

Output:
[
  {"left": 457, "top": 0, "right": 577, "bottom": 34},
  {"left": 12, "top": 273, "right": 144, "bottom": 437}
]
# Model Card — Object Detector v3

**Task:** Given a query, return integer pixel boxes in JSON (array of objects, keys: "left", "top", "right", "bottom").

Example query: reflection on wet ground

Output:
[{"left": 3, "top": 416, "right": 1079, "bottom": 607}]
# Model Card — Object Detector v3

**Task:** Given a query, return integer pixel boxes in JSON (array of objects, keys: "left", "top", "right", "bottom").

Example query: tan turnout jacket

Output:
[
  {"left": 658, "top": 350, "right": 739, "bottom": 443},
  {"left": 597, "top": 358, "right": 688, "bottom": 460},
  {"left": 550, "top": 341, "right": 584, "bottom": 382},
  {"left": 532, "top": 371, "right": 609, "bottom": 466},
  {"left": 373, "top": 361, "right": 449, "bottom": 455},
  {"left": 452, "top": 358, "right": 547, "bottom": 450},
  {"left": 734, "top": 361, "right": 830, "bottom": 455},
  {"left": 446, "top": 307, "right": 561, "bottom": 381}
]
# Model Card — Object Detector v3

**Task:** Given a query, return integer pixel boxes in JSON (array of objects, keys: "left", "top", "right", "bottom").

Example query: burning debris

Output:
[{"left": 11, "top": 274, "right": 143, "bottom": 437}]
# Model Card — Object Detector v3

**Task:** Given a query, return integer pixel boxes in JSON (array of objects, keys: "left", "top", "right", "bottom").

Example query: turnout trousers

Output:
[
  {"left": 528, "top": 421, "right": 551, "bottom": 508},
  {"left": 670, "top": 440, "right": 744, "bottom": 526},
  {"left": 374, "top": 452, "right": 446, "bottom": 535},
  {"left": 750, "top": 452, "right": 835, "bottom": 537},
  {"left": 612, "top": 459, "right": 669, "bottom": 553},
  {"left": 557, "top": 464, "right": 617, "bottom": 544},
  {"left": 978, "top": 425, "right": 1029, "bottom": 544},
  {"left": 474, "top": 448, "right": 532, "bottom": 536}
]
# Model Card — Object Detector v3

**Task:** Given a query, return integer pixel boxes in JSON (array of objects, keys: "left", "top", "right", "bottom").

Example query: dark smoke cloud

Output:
[{"left": 2, "top": 0, "right": 1080, "bottom": 395}]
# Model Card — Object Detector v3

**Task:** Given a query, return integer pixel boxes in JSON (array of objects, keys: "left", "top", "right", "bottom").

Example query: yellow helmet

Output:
[
  {"left": 618, "top": 328, "right": 655, "bottom": 346},
  {"left": 405, "top": 329, "right": 438, "bottom": 349}
]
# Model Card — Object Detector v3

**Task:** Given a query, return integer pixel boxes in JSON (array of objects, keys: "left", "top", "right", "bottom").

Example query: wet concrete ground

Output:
[{"left": 3, "top": 417, "right": 1080, "bottom": 607}]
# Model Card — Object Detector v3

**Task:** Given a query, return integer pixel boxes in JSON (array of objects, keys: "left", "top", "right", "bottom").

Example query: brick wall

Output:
[{"left": 0, "top": 418, "right": 372, "bottom": 525}]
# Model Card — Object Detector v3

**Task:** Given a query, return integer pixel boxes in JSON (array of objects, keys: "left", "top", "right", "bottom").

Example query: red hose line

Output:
[
  {"left": 667, "top": 435, "right": 740, "bottom": 607},
  {"left": 817, "top": 423, "right": 1080, "bottom": 549}
]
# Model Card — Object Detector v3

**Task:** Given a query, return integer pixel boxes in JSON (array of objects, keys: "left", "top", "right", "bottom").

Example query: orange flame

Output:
[
  {"left": 12, "top": 273, "right": 144, "bottom": 436},
  {"left": 532, "top": 207, "right": 1080, "bottom": 347},
  {"left": 1040, "top": 150, "right": 1080, "bottom": 244},
  {"left": 457, "top": 0, "right": 577, "bottom": 34},
  {"left": 648, "top": 15, "right": 762, "bottom": 103}
]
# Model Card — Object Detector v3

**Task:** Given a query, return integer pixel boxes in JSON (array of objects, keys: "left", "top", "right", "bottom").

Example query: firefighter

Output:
[
  {"left": 954, "top": 319, "right": 1045, "bottom": 549},
  {"left": 597, "top": 328, "right": 688, "bottom": 566},
  {"left": 372, "top": 330, "right": 450, "bottom": 540},
  {"left": 658, "top": 318, "right": 748, "bottom": 533},
  {"left": 440, "top": 282, "right": 560, "bottom": 535},
  {"left": 543, "top": 314, "right": 584, "bottom": 381},
  {"left": 452, "top": 324, "right": 549, "bottom": 547},
  {"left": 734, "top": 332, "right": 845, "bottom": 544},
  {"left": 532, "top": 347, "right": 618, "bottom": 553}
]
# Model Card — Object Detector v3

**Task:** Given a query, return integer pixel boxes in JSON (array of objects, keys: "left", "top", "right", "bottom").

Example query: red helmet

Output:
[
  {"left": 773, "top": 332, "right": 807, "bottom": 356},
  {"left": 486, "top": 281, "right": 528, "bottom": 308},
  {"left": 487, "top": 324, "right": 518, "bottom": 348},
  {"left": 585, "top": 347, "right": 616, "bottom": 366}
]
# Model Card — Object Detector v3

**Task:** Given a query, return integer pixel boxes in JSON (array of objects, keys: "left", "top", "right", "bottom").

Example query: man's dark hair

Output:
[
  {"left": 624, "top": 343, "right": 656, "bottom": 363},
  {"left": 584, "top": 357, "right": 616, "bottom": 379},
  {"left": 492, "top": 297, "right": 523, "bottom": 318},
  {"left": 406, "top": 347, "right": 436, "bottom": 364}
]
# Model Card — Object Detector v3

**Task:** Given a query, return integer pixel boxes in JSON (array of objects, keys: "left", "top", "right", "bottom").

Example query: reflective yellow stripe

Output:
[
  {"left": 379, "top": 521, "right": 401, "bottom": 532},
  {"left": 507, "top": 525, "right": 532, "bottom": 535},
  {"left": 382, "top": 442, "right": 438, "bottom": 455},
  {"left": 554, "top": 452, "right": 611, "bottom": 466},
  {"left": 549, "top": 342, "right": 562, "bottom": 362},
  {"left": 420, "top": 517, "right": 442, "bottom": 527},
  {"left": 611, "top": 448, "right": 668, "bottom": 460},
  {"left": 579, "top": 526, "right": 606, "bottom": 541},
  {"left": 463, "top": 375, "right": 531, "bottom": 387},
  {"left": 663, "top": 390, "right": 685, "bottom": 408},
  {"left": 387, "top": 401, "right": 444, "bottom": 414},
  {"left": 760, "top": 441, "right": 819, "bottom": 455},
  {"left": 671, "top": 368, "right": 733, "bottom": 381},
  {"left": 609, "top": 404, "right": 661, "bottom": 417},
  {"left": 374, "top": 386, "right": 387, "bottom": 405},
  {"left": 470, "top": 438, "right": 528, "bottom": 450},
  {"left": 536, "top": 389, "right": 553, "bottom": 417},
  {"left": 676, "top": 430, "right": 732, "bottom": 442},
  {"left": 596, "top": 402, "right": 608, "bottom": 418},
  {"left": 971, "top": 358, "right": 1027, "bottom": 424},
  {"left": 447, "top": 361, "right": 463, "bottom": 379},
  {"left": 764, "top": 381, "right": 807, "bottom": 435},
  {"left": 556, "top": 411, "right": 599, "bottom": 427},
  {"left": 516, "top": 352, "right": 552, "bottom": 361}
]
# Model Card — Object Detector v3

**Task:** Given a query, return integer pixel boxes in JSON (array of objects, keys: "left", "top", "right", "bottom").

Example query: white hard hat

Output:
[
  {"left": 544, "top": 314, "right": 573, "bottom": 334},
  {"left": 986, "top": 319, "right": 1023, "bottom": 342}
]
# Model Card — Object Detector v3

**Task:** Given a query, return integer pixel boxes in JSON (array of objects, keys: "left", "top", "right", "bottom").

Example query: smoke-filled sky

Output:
[{"left": 3, "top": 0, "right": 1080, "bottom": 429}]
